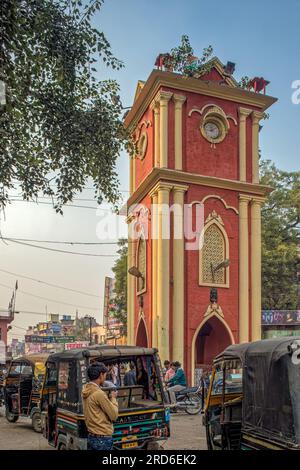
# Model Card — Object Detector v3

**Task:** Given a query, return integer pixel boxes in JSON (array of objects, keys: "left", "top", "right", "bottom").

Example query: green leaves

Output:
[
  {"left": 0, "top": 0, "right": 129, "bottom": 212},
  {"left": 110, "top": 239, "right": 128, "bottom": 331},
  {"left": 163, "top": 35, "right": 214, "bottom": 78},
  {"left": 261, "top": 160, "right": 300, "bottom": 309}
]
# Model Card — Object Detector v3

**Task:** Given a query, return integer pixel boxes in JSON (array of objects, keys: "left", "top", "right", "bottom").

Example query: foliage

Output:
[
  {"left": 260, "top": 160, "right": 300, "bottom": 309},
  {"left": 0, "top": 0, "right": 131, "bottom": 213},
  {"left": 110, "top": 238, "right": 128, "bottom": 331},
  {"left": 163, "top": 35, "right": 213, "bottom": 78}
]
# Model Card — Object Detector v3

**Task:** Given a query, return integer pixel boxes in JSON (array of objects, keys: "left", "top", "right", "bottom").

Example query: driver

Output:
[{"left": 166, "top": 361, "right": 187, "bottom": 405}]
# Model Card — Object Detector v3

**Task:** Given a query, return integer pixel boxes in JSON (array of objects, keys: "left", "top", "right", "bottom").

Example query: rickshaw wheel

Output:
[
  {"left": 32, "top": 413, "right": 42, "bottom": 433},
  {"left": 5, "top": 408, "right": 19, "bottom": 423},
  {"left": 205, "top": 424, "right": 213, "bottom": 450}
]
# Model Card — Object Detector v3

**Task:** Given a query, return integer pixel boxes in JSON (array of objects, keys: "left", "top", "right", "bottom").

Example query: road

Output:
[{"left": 0, "top": 406, "right": 206, "bottom": 450}]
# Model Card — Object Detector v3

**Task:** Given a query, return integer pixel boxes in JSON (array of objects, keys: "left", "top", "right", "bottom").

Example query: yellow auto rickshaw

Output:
[{"left": 4, "top": 354, "right": 48, "bottom": 432}]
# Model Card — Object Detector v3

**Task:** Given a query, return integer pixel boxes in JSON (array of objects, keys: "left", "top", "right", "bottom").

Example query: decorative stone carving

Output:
[{"left": 205, "top": 210, "right": 224, "bottom": 226}]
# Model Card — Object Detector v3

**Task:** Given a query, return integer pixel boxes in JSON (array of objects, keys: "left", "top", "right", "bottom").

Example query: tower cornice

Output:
[
  {"left": 126, "top": 167, "right": 273, "bottom": 211},
  {"left": 124, "top": 69, "right": 277, "bottom": 132}
]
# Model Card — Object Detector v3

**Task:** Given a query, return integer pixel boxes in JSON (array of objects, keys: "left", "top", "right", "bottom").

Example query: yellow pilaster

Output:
[
  {"left": 158, "top": 91, "right": 173, "bottom": 168},
  {"left": 129, "top": 156, "right": 134, "bottom": 195},
  {"left": 251, "top": 197, "right": 264, "bottom": 341},
  {"left": 149, "top": 188, "right": 158, "bottom": 348},
  {"left": 132, "top": 154, "right": 136, "bottom": 192},
  {"left": 156, "top": 182, "right": 173, "bottom": 361},
  {"left": 150, "top": 100, "right": 160, "bottom": 167},
  {"left": 252, "top": 111, "right": 264, "bottom": 184},
  {"left": 172, "top": 184, "right": 188, "bottom": 365},
  {"left": 239, "top": 195, "right": 251, "bottom": 343},
  {"left": 126, "top": 215, "right": 135, "bottom": 345},
  {"left": 173, "top": 94, "right": 186, "bottom": 171},
  {"left": 238, "top": 107, "right": 252, "bottom": 182}
]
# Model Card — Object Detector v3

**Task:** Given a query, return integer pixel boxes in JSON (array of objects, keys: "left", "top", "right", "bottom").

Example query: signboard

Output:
[
  {"left": 103, "top": 277, "right": 115, "bottom": 326},
  {"left": 262, "top": 310, "right": 300, "bottom": 326},
  {"left": 25, "top": 335, "right": 75, "bottom": 344},
  {"left": 64, "top": 341, "right": 89, "bottom": 350},
  {"left": 50, "top": 314, "right": 59, "bottom": 322}
]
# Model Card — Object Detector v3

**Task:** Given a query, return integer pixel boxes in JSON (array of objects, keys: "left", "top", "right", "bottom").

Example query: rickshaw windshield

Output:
[
  {"left": 211, "top": 368, "right": 243, "bottom": 395},
  {"left": 89, "top": 354, "right": 164, "bottom": 409}
]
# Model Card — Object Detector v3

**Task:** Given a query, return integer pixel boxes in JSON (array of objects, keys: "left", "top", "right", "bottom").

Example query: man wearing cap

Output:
[{"left": 82, "top": 361, "right": 119, "bottom": 450}]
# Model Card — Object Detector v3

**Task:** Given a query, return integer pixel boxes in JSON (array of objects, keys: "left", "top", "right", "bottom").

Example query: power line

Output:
[
  {"left": 9, "top": 199, "right": 113, "bottom": 211},
  {"left": 0, "top": 237, "right": 124, "bottom": 246},
  {"left": 0, "top": 308, "right": 81, "bottom": 317},
  {"left": 0, "top": 281, "right": 100, "bottom": 311},
  {"left": 0, "top": 267, "right": 102, "bottom": 299},
  {"left": 10, "top": 324, "right": 27, "bottom": 331},
  {"left": 1, "top": 238, "right": 118, "bottom": 257}
]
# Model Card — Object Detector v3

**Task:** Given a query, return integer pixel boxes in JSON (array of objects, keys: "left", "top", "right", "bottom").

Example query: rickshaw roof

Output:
[
  {"left": 12, "top": 353, "right": 49, "bottom": 365},
  {"left": 215, "top": 337, "right": 300, "bottom": 445},
  {"left": 47, "top": 345, "right": 158, "bottom": 362},
  {"left": 213, "top": 336, "right": 300, "bottom": 366}
]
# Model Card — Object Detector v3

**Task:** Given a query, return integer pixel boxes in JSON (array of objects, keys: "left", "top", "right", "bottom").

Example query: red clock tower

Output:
[{"left": 125, "top": 58, "right": 277, "bottom": 383}]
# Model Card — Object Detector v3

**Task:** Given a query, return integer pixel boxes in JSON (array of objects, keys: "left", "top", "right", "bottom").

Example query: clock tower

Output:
[{"left": 125, "top": 58, "right": 277, "bottom": 383}]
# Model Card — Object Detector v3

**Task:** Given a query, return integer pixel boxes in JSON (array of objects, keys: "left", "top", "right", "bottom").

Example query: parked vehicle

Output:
[
  {"left": 0, "top": 364, "right": 8, "bottom": 406},
  {"left": 173, "top": 386, "right": 202, "bottom": 415},
  {"left": 4, "top": 354, "right": 48, "bottom": 432},
  {"left": 203, "top": 337, "right": 300, "bottom": 450},
  {"left": 41, "top": 345, "right": 170, "bottom": 450}
]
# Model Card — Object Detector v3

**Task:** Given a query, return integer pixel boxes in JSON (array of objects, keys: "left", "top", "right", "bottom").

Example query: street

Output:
[{"left": 0, "top": 407, "right": 206, "bottom": 450}]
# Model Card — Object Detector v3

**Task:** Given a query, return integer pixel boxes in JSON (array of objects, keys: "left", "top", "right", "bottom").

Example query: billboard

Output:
[
  {"left": 103, "top": 277, "right": 115, "bottom": 326},
  {"left": 25, "top": 335, "right": 75, "bottom": 344},
  {"left": 262, "top": 310, "right": 300, "bottom": 325},
  {"left": 64, "top": 341, "right": 89, "bottom": 350}
]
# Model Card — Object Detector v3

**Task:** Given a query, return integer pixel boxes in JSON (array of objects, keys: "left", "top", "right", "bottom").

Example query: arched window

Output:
[
  {"left": 136, "top": 234, "right": 146, "bottom": 294},
  {"left": 199, "top": 217, "right": 229, "bottom": 288}
]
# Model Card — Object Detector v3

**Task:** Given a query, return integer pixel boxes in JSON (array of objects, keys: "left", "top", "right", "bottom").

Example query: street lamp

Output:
[
  {"left": 128, "top": 266, "right": 145, "bottom": 290},
  {"left": 128, "top": 266, "right": 145, "bottom": 308},
  {"left": 210, "top": 259, "right": 230, "bottom": 304}
]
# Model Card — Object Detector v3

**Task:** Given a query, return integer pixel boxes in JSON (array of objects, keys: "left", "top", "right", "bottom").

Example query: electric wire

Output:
[
  {"left": 0, "top": 281, "right": 100, "bottom": 311},
  {"left": 0, "top": 267, "right": 102, "bottom": 298}
]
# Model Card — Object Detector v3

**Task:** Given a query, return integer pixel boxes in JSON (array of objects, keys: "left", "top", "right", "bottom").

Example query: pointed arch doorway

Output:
[
  {"left": 191, "top": 314, "right": 234, "bottom": 385},
  {"left": 136, "top": 318, "right": 148, "bottom": 347}
]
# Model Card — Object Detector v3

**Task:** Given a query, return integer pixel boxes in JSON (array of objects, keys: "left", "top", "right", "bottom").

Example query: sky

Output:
[{"left": 2, "top": 0, "right": 300, "bottom": 341}]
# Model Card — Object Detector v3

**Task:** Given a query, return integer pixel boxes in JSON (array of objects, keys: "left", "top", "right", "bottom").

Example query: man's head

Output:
[
  {"left": 171, "top": 361, "right": 181, "bottom": 371},
  {"left": 164, "top": 360, "right": 170, "bottom": 369},
  {"left": 87, "top": 362, "right": 108, "bottom": 385},
  {"left": 129, "top": 362, "right": 135, "bottom": 371}
]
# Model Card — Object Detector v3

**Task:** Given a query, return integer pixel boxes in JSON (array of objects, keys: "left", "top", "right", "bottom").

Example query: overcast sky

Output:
[{"left": 2, "top": 0, "right": 299, "bottom": 341}]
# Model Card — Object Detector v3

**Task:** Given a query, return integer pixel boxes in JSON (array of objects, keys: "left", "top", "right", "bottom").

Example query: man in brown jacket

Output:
[{"left": 82, "top": 362, "right": 118, "bottom": 450}]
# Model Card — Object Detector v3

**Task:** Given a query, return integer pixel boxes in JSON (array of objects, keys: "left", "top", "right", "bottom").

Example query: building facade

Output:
[{"left": 125, "top": 60, "right": 276, "bottom": 382}]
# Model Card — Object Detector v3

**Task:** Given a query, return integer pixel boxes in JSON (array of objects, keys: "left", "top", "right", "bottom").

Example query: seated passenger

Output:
[
  {"left": 124, "top": 362, "right": 136, "bottom": 386},
  {"left": 136, "top": 357, "right": 149, "bottom": 399}
]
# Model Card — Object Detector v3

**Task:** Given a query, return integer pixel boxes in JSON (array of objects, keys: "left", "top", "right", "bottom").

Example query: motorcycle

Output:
[{"left": 171, "top": 385, "right": 203, "bottom": 415}]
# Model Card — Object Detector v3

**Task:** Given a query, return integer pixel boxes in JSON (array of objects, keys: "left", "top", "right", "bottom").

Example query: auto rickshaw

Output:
[
  {"left": 41, "top": 346, "right": 170, "bottom": 450},
  {"left": 0, "top": 362, "right": 9, "bottom": 406},
  {"left": 203, "top": 337, "right": 300, "bottom": 450},
  {"left": 4, "top": 354, "right": 48, "bottom": 432}
]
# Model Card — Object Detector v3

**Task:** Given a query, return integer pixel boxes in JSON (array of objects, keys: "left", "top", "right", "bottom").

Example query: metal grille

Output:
[{"left": 202, "top": 224, "right": 225, "bottom": 284}]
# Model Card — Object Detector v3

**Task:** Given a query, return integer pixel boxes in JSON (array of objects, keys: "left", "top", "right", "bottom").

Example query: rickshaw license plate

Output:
[{"left": 122, "top": 436, "right": 138, "bottom": 449}]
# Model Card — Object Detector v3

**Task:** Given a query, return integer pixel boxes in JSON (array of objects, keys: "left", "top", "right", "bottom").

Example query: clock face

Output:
[{"left": 204, "top": 121, "right": 220, "bottom": 140}]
